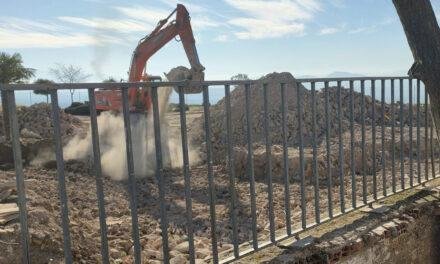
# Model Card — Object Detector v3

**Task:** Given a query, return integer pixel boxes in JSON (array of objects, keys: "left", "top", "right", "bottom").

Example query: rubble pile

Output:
[
  {"left": 190, "top": 72, "right": 430, "bottom": 184},
  {"left": 0, "top": 103, "right": 83, "bottom": 141},
  {"left": 233, "top": 126, "right": 438, "bottom": 184},
  {"left": 0, "top": 103, "right": 84, "bottom": 165}
]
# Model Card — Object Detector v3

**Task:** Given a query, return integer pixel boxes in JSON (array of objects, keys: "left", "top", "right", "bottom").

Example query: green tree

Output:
[
  {"left": 103, "top": 77, "right": 117, "bottom": 83},
  {"left": 0, "top": 52, "right": 35, "bottom": 139},
  {"left": 33, "top": 79, "right": 54, "bottom": 103},
  {"left": 230, "top": 73, "right": 250, "bottom": 81}
]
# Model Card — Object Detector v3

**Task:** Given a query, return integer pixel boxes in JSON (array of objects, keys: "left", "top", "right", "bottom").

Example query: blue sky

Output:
[{"left": 1, "top": 0, "right": 440, "bottom": 82}]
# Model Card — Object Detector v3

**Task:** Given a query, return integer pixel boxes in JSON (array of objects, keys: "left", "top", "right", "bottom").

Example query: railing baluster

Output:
[
  {"left": 400, "top": 79, "right": 405, "bottom": 190},
  {"left": 371, "top": 80, "right": 377, "bottom": 200},
  {"left": 6, "top": 91, "right": 30, "bottom": 263},
  {"left": 151, "top": 87, "right": 171, "bottom": 263},
  {"left": 337, "top": 81, "right": 345, "bottom": 212},
  {"left": 311, "top": 82, "right": 320, "bottom": 222},
  {"left": 121, "top": 88, "right": 142, "bottom": 264},
  {"left": 263, "top": 83, "right": 276, "bottom": 242},
  {"left": 391, "top": 80, "right": 396, "bottom": 193},
  {"left": 297, "top": 82, "right": 306, "bottom": 228},
  {"left": 5, "top": 76, "right": 438, "bottom": 264},
  {"left": 361, "top": 80, "right": 367, "bottom": 204},
  {"left": 224, "top": 84, "right": 239, "bottom": 258},
  {"left": 409, "top": 79, "right": 414, "bottom": 187},
  {"left": 281, "top": 83, "right": 292, "bottom": 235},
  {"left": 245, "top": 83, "right": 258, "bottom": 250},
  {"left": 50, "top": 90, "right": 73, "bottom": 264},
  {"left": 349, "top": 81, "right": 356, "bottom": 208},
  {"left": 202, "top": 85, "right": 219, "bottom": 262},
  {"left": 430, "top": 96, "right": 436, "bottom": 179},
  {"left": 381, "top": 80, "right": 386, "bottom": 197},
  {"left": 177, "top": 86, "right": 195, "bottom": 264},
  {"left": 416, "top": 80, "right": 421, "bottom": 184},
  {"left": 425, "top": 86, "right": 429, "bottom": 180},
  {"left": 324, "top": 81, "right": 333, "bottom": 217},
  {"left": 87, "top": 88, "right": 110, "bottom": 264}
]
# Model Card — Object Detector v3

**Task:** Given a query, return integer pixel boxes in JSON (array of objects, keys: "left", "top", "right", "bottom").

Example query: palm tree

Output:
[
  {"left": 33, "top": 79, "right": 54, "bottom": 103},
  {"left": 0, "top": 52, "right": 35, "bottom": 139}
]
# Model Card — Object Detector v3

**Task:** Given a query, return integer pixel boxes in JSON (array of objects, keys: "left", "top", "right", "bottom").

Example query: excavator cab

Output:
[{"left": 95, "top": 4, "right": 204, "bottom": 113}]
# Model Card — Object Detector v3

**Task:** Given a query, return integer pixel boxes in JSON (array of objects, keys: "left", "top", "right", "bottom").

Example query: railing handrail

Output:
[{"left": 0, "top": 76, "right": 412, "bottom": 91}]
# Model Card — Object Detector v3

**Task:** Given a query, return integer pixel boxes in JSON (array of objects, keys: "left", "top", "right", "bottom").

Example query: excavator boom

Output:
[{"left": 95, "top": 4, "right": 204, "bottom": 112}]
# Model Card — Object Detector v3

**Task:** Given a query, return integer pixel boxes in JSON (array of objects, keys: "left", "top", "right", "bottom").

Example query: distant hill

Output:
[{"left": 326, "top": 71, "right": 366, "bottom": 78}]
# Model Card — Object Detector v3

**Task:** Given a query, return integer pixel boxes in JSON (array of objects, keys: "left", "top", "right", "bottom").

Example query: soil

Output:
[
  {"left": 0, "top": 72, "right": 437, "bottom": 263},
  {"left": 0, "top": 107, "right": 438, "bottom": 263}
]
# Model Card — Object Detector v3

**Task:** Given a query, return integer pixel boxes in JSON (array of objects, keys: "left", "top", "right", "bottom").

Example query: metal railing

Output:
[{"left": 1, "top": 76, "right": 439, "bottom": 264}]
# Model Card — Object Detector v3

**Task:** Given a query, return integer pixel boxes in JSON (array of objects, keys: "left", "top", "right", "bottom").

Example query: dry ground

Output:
[{"left": 0, "top": 107, "right": 438, "bottom": 264}]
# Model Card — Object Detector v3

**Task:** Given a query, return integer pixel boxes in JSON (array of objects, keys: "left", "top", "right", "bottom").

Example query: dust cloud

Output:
[{"left": 63, "top": 86, "right": 200, "bottom": 181}]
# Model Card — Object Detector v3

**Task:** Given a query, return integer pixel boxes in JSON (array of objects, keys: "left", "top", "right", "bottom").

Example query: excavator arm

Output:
[
  {"left": 128, "top": 4, "right": 204, "bottom": 112},
  {"left": 95, "top": 4, "right": 204, "bottom": 113}
]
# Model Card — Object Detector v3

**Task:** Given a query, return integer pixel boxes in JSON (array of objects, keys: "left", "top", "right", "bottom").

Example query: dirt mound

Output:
[
  {"left": 0, "top": 103, "right": 83, "bottom": 141},
  {"left": 190, "top": 72, "right": 426, "bottom": 163},
  {"left": 0, "top": 103, "right": 84, "bottom": 166}
]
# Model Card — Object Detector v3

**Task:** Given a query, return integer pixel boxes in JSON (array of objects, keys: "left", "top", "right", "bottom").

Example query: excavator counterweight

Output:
[{"left": 95, "top": 4, "right": 204, "bottom": 113}]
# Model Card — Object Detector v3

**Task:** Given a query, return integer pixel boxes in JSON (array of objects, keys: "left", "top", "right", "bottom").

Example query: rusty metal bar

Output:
[
  {"left": 281, "top": 83, "right": 292, "bottom": 234},
  {"left": 263, "top": 83, "right": 275, "bottom": 242},
  {"left": 297, "top": 82, "right": 307, "bottom": 228},
  {"left": 361, "top": 80, "right": 367, "bottom": 204},
  {"left": 400, "top": 79, "right": 405, "bottom": 190},
  {"left": 409, "top": 79, "right": 414, "bottom": 187},
  {"left": 371, "top": 80, "right": 377, "bottom": 200},
  {"left": 6, "top": 91, "right": 30, "bottom": 264},
  {"left": 177, "top": 86, "right": 195, "bottom": 264},
  {"left": 337, "top": 81, "right": 345, "bottom": 212},
  {"left": 311, "top": 82, "right": 320, "bottom": 222},
  {"left": 416, "top": 80, "right": 421, "bottom": 184},
  {"left": 425, "top": 86, "right": 429, "bottom": 180},
  {"left": 202, "top": 85, "right": 219, "bottom": 262},
  {"left": 87, "top": 88, "right": 110, "bottom": 264},
  {"left": 121, "top": 88, "right": 142, "bottom": 264},
  {"left": 391, "top": 79, "right": 396, "bottom": 193},
  {"left": 245, "top": 83, "right": 258, "bottom": 249},
  {"left": 50, "top": 90, "right": 73, "bottom": 264},
  {"left": 324, "top": 81, "right": 333, "bottom": 217},
  {"left": 224, "top": 84, "right": 239, "bottom": 258},
  {"left": 381, "top": 80, "right": 386, "bottom": 197},
  {"left": 349, "top": 81, "right": 356, "bottom": 208}
]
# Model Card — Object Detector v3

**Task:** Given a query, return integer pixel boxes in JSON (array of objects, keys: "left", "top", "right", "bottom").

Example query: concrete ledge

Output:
[{"left": 234, "top": 179, "right": 440, "bottom": 264}]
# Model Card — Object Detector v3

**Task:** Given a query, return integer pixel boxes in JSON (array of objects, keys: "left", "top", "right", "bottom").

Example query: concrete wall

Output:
[{"left": 339, "top": 214, "right": 440, "bottom": 264}]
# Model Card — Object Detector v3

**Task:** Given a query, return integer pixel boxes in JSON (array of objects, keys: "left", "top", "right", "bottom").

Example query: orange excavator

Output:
[{"left": 95, "top": 4, "right": 205, "bottom": 113}]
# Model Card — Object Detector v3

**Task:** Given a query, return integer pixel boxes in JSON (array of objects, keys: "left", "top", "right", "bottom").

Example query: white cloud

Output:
[
  {"left": 159, "top": 0, "right": 207, "bottom": 13},
  {"left": 58, "top": 16, "right": 148, "bottom": 32},
  {"left": 327, "top": 0, "right": 345, "bottom": 8},
  {"left": 224, "top": 0, "right": 318, "bottom": 22},
  {"left": 0, "top": 29, "right": 101, "bottom": 48},
  {"left": 113, "top": 5, "right": 219, "bottom": 30},
  {"left": 0, "top": 18, "right": 119, "bottom": 49},
  {"left": 348, "top": 18, "right": 394, "bottom": 35},
  {"left": 230, "top": 18, "right": 304, "bottom": 39},
  {"left": 113, "top": 6, "right": 169, "bottom": 25},
  {"left": 224, "top": 0, "right": 320, "bottom": 39},
  {"left": 214, "top": 34, "right": 230, "bottom": 42},
  {"left": 319, "top": 27, "right": 340, "bottom": 35}
]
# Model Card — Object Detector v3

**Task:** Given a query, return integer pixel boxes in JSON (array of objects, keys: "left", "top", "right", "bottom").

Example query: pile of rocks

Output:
[
  {"left": 233, "top": 126, "right": 437, "bottom": 185},
  {"left": 0, "top": 103, "right": 81, "bottom": 139},
  {"left": 0, "top": 103, "right": 83, "bottom": 166},
  {"left": 190, "top": 72, "right": 431, "bottom": 184},
  {"left": 191, "top": 72, "right": 426, "bottom": 161},
  {"left": 0, "top": 103, "right": 83, "bottom": 141}
]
